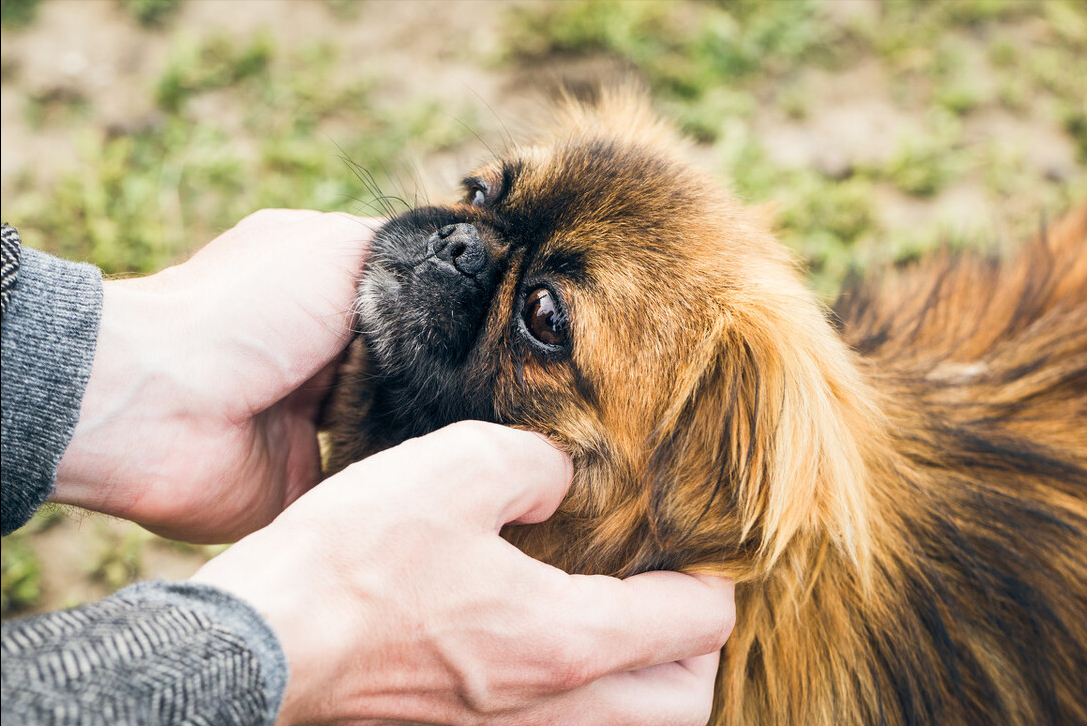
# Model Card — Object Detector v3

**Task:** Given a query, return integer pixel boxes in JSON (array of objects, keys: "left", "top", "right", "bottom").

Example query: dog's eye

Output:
[
  {"left": 522, "top": 287, "right": 567, "bottom": 347},
  {"left": 468, "top": 182, "right": 488, "bottom": 207}
]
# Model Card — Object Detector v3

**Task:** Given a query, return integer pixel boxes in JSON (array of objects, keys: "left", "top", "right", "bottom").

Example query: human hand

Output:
[
  {"left": 192, "top": 422, "right": 735, "bottom": 726},
  {"left": 53, "top": 209, "right": 379, "bottom": 542}
]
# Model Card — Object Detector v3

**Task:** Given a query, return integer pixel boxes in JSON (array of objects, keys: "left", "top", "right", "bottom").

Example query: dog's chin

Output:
[
  {"left": 359, "top": 249, "right": 482, "bottom": 362},
  {"left": 351, "top": 221, "right": 502, "bottom": 439}
]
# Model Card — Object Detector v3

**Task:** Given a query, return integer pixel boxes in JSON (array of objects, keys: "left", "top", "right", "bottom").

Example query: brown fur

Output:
[{"left": 325, "top": 89, "right": 1087, "bottom": 726}]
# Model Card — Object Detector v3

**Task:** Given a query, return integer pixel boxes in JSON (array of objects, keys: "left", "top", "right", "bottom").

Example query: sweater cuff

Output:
[
  {"left": 117, "top": 580, "right": 289, "bottom": 726},
  {"left": 0, "top": 248, "right": 102, "bottom": 535}
]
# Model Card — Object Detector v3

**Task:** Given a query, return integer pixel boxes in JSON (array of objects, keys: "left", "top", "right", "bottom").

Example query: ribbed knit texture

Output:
[{"left": 1, "top": 244, "right": 102, "bottom": 536}]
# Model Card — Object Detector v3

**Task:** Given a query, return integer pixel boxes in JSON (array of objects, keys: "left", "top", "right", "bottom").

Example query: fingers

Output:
[
  {"left": 300, "top": 211, "right": 383, "bottom": 250},
  {"left": 401, "top": 421, "right": 574, "bottom": 531},
  {"left": 555, "top": 572, "right": 735, "bottom": 682},
  {"left": 234, "top": 208, "right": 382, "bottom": 233},
  {"left": 542, "top": 651, "right": 721, "bottom": 726},
  {"left": 494, "top": 430, "right": 574, "bottom": 527}
]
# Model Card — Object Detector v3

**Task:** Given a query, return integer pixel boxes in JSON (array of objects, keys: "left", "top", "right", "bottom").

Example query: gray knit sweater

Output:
[{"left": 1, "top": 224, "right": 288, "bottom": 726}]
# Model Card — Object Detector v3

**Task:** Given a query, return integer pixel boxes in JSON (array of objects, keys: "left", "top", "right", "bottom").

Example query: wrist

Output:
[
  {"left": 191, "top": 526, "right": 353, "bottom": 726},
  {"left": 53, "top": 274, "right": 193, "bottom": 517}
]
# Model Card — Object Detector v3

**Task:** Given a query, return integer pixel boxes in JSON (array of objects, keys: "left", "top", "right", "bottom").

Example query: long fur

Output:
[{"left": 325, "top": 89, "right": 1087, "bottom": 726}]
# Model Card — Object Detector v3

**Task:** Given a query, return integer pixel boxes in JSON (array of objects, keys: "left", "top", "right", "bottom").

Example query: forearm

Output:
[
  {"left": 1, "top": 225, "right": 103, "bottom": 535},
  {"left": 1, "top": 580, "right": 287, "bottom": 726}
]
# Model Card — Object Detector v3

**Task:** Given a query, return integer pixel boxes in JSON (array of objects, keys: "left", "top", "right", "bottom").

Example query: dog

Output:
[{"left": 323, "top": 89, "right": 1087, "bottom": 726}]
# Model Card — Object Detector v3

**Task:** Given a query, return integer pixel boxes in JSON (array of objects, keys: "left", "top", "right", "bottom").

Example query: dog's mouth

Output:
[
  {"left": 360, "top": 210, "right": 504, "bottom": 358},
  {"left": 352, "top": 208, "right": 509, "bottom": 435}
]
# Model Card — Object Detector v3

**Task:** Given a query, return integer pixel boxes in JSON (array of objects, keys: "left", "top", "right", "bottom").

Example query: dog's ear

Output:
[{"left": 642, "top": 271, "right": 882, "bottom": 585}]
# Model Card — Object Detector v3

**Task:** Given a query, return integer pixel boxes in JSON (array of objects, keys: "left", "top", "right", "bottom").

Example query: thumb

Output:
[{"left": 405, "top": 422, "right": 573, "bottom": 531}]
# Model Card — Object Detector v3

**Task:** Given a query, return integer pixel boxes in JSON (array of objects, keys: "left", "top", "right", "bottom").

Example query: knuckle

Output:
[
  {"left": 458, "top": 685, "right": 501, "bottom": 718},
  {"left": 240, "top": 208, "right": 280, "bottom": 225},
  {"left": 324, "top": 210, "right": 362, "bottom": 226},
  {"left": 556, "top": 664, "right": 592, "bottom": 693},
  {"left": 443, "top": 421, "right": 509, "bottom": 465},
  {"left": 547, "top": 642, "right": 594, "bottom": 692},
  {"left": 712, "top": 592, "right": 737, "bottom": 649}
]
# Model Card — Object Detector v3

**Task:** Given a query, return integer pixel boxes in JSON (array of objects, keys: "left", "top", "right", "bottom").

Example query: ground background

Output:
[{"left": 2, "top": 0, "right": 1085, "bottom": 618}]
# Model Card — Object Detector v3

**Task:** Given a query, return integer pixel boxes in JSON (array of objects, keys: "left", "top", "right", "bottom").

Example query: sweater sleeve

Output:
[
  {"left": 1, "top": 226, "right": 289, "bottom": 725},
  {"left": 1, "top": 580, "right": 288, "bottom": 726},
  {"left": 1, "top": 223, "right": 102, "bottom": 536}
]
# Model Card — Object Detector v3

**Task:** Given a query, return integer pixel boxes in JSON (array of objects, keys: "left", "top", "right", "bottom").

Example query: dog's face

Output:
[{"left": 327, "top": 91, "right": 875, "bottom": 581}]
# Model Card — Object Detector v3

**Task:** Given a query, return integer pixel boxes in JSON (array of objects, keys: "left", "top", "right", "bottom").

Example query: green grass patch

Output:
[
  {"left": 0, "top": 0, "right": 40, "bottom": 28},
  {"left": 6, "top": 34, "right": 475, "bottom": 275},
  {"left": 24, "top": 87, "right": 91, "bottom": 129},
  {"left": 156, "top": 32, "right": 274, "bottom": 113},
  {"left": 711, "top": 123, "right": 877, "bottom": 294},
  {"left": 501, "top": 0, "right": 1083, "bottom": 291},
  {"left": 501, "top": 0, "right": 854, "bottom": 141},
  {"left": 1, "top": 536, "right": 42, "bottom": 614},
  {"left": 88, "top": 522, "right": 149, "bottom": 591},
  {"left": 120, "top": 0, "right": 184, "bottom": 28}
]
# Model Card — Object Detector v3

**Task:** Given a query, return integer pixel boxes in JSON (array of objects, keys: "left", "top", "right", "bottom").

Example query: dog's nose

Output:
[{"left": 433, "top": 223, "right": 487, "bottom": 277}]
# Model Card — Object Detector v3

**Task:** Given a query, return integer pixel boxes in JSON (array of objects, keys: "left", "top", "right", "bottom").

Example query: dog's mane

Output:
[{"left": 716, "top": 204, "right": 1087, "bottom": 726}]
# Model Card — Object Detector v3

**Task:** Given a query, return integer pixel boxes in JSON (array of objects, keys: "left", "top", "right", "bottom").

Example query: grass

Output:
[
  {"left": 0, "top": 508, "right": 63, "bottom": 614},
  {"left": 503, "top": 0, "right": 1087, "bottom": 292},
  {"left": 119, "top": 0, "right": 183, "bottom": 28},
  {"left": 502, "top": 0, "right": 854, "bottom": 139},
  {"left": 0, "top": 0, "right": 40, "bottom": 28},
  {"left": 4, "top": 31, "right": 475, "bottom": 275},
  {"left": 1, "top": 537, "right": 42, "bottom": 614},
  {"left": 88, "top": 522, "right": 150, "bottom": 591},
  {"left": 882, "top": 109, "right": 968, "bottom": 198}
]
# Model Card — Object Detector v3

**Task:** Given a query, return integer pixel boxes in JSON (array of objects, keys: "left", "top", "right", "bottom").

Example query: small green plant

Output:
[
  {"left": 773, "top": 172, "right": 878, "bottom": 295},
  {"left": 156, "top": 32, "right": 273, "bottom": 113},
  {"left": 323, "top": 0, "right": 361, "bottom": 20},
  {"left": 89, "top": 523, "right": 149, "bottom": 591},
  {"left": 881, "top": 109, "right": 967, "bottom": 197},
  {"left": 5, "top": 33, "right": 475, "bottom": 276},
  {"left": 501, "top": 0, "right": 847, "bottom": 108},
  {"left": 987, "top": 38, "right": 1017, "bottom": 69},
  {"left": 997, "top": 78, "right": 1028, "bottom": 114},
  {"left": 935, "top": 81, "right": 982, "bottom": 117},
  {"left": 885, "top": 139, "right": 954, "bottom": 197},
  {"left": 0, "top": 0, "right": 40, "bottom": 28},
  {"left": 941, "top": 0, "right": 1031, "bottom": 27},
  {"left": 1, "top": 536, "right": 43, "bottom": 614},
  {"left": 710, "top": 123, "right": 879, "bottom": 295},
  {"left": 1060, "top": 101, "right": 1087, "bottom": 164},
  {"left": 119, "top": 0, "right": 183, "bottom": 28},
  {"left": 24, "top": 87, "right": 91, "bottom": 129}
]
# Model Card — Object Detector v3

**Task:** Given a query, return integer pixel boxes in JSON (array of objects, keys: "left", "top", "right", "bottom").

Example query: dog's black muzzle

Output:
[{"left": 428, "top": 223, "right": 491, "bottom": 279}]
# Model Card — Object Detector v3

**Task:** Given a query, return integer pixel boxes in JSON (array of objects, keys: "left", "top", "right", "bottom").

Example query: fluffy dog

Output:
[{"left": 324, "top": 90, "right": 1087, "bottom": 726}]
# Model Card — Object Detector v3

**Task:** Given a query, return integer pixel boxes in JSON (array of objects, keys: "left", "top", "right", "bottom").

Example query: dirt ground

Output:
[
  {"left": 1, "top": 0, "right": 538, "bottom": 195},
  {"left": 2, "top": 0, "right": 1085, "bottom": 618}
]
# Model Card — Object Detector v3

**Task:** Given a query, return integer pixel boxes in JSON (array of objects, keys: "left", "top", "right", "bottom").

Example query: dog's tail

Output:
[{"left": 833, "top": 202, "right": 1087, "bottom": 364}]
